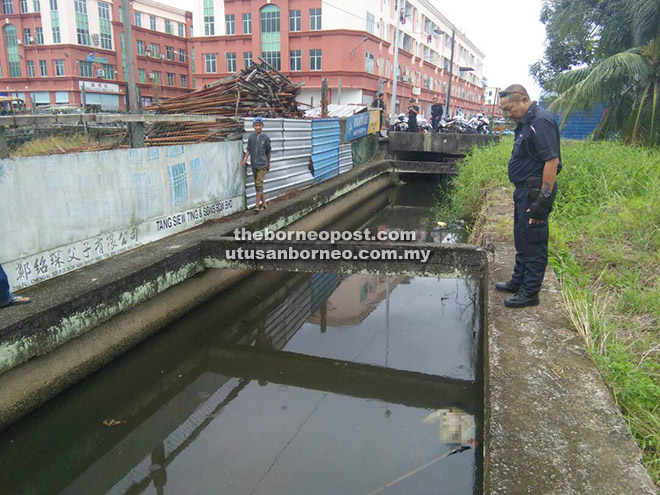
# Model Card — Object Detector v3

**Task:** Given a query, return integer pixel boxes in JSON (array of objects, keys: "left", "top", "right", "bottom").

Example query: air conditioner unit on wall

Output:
[
  {"left": 96, "top": 68, "right": 104, "bottom": 77},
  {"left": 92, "top": 33, "right": 100, "bottom": 46}
]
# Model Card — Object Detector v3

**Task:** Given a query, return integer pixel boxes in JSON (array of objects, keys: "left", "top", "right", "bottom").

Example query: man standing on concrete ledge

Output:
[
  {"left": 496, "top": 85, "right": 561, "bottom": 308},
  {"left": 242, "top": 116, "right": 271, "bottom": 212}
]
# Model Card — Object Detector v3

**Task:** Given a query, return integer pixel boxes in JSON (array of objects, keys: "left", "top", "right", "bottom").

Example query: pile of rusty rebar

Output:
[
  {"left": 144, "top": 120, "right": 244, "bottom": 146},
  {"left": 148, "top": 60, "right": 303, "bottom": 118},
  {"left": 143, "top": 60, "right": 303, "bottom": 145}
]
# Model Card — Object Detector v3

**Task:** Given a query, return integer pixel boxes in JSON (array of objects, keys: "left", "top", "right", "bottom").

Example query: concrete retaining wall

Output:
[{"left": 1, "top": 141, "right": 245, "bottom": 291}]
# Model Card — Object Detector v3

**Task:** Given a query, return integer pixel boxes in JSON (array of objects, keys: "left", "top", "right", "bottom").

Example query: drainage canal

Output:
[{"left": 0, "top": 175, "right": 483, "bottom": 495}]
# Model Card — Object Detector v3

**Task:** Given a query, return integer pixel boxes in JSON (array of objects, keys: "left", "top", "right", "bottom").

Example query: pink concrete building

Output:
[
  {"left": 0, "top": 0, "right": 193, "bottom": 110},
  {"left": 191, "top": 0, "right": 486, "bottom": 117}
]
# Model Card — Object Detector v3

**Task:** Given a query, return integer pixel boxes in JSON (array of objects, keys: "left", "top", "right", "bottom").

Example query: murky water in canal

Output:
[{"left": 0, "top": 177, "right": 482, "bottom": 495}]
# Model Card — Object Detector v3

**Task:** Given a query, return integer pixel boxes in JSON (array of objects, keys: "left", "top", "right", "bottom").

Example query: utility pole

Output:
[
  {"left": 321, "top": 78, "right": 329, "bottom": 117},
  {"left": 389, "top": 0, "right": 402, "bottom": 126},
  {"left": 445, "top": 27, "right": 455, "bottom": 119},
  {"left": 121, "top": 0, "right": 138, "bottom": 113},
  {"left": 121, "top": 0, "right": 144, "bottom": 146}
]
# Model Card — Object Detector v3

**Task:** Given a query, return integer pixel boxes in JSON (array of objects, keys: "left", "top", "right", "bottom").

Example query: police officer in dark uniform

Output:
[{"left": 496, "top": 84, "right": 561, "bottom": 308}]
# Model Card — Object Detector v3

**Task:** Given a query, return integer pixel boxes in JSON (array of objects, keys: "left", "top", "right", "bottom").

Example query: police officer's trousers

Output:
[{"left": 511, "top": 184, "right": 556, "bottom": 295}]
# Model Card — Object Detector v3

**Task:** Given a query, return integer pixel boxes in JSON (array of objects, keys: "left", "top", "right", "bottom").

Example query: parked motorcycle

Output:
[
  {"left": 389, "top": 113, "right": 408, "bottom": 132},
  {"left": 439, "top": 115, "right": 469, "bottom": 134},
  {"left": 467, "top": 113, "right": 491, "bottom": 134},
  {"left": 418, "top": 117, "right": 433, "bottom": 133}
]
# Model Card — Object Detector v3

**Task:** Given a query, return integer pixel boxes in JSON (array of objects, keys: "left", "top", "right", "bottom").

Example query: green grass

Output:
[{"left": 440, "top": 138, "right": 660, "bottom": 484}]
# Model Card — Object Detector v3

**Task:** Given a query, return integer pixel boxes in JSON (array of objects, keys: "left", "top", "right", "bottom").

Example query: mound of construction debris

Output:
[
  {"left": 148, "top": 60, "right": 303, "bottom": 118},
  {"left": 143, "top": 60, "right": 303, "bottom": 146}
]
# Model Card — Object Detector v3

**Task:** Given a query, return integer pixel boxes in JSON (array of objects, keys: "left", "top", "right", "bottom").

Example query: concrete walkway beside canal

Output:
[{"left": 477, "top": 189, "right": 657, "bottom": 495}]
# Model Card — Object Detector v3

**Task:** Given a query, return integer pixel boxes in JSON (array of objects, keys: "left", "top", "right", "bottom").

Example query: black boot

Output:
[
  {"left": 504, "top": 291, "right": 539, "bottom": 308},
  {"left": 495, "top": 280, "right": 520, "bottom": 293}
]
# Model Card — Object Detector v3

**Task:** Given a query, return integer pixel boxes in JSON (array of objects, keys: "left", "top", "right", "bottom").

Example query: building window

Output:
[
  {"left": 242, "top": 13, "right": 251, "bottom": 34},
  {"left": 23, "top": 28, "right": 32, "bottom": 45},
  {"left": 79, "top": 60, "right": 93, "bottom": 78},
  {"left": 35, "top": 27, "right": 43, "bottom": 44},
  {"left": 179, "top": 48, "right": 186, "bottom": 63},
  {"left": 138, "top": 68, "right": 146, "bottom": 83},
  {"left": 366, "top": 12, "right": 375, "bottom": 34},
  {"left": 150, "top": 15, "right": 156, "bottom": 31},
  {"left": 203, "top": 0, "right": 214, "bottom": 35},
  {"left": 2, "top": 0, "right": 13, "bottom": 15},
  {"left": 225, "top": 14, "right": 235, "bottom": 35},
  {"left": 134, "top": 11, "right": 141, "bottom": 27},
  {"left": 102, "top": 63, "right": 115, "bottom": 80},
  {"left": 74, "top": 0, "right": 91, "bottom": 46},
  {"left": 310, "top": 8, "right": 322, "bottom": 31},
  {"left": 39, "top": 59, "right": 47, "bottom": 76},
  {"left": 151, "top": 70, "right": 160, "bottom": 84},
  {"left": 165, "top": 19, "right": 172, "bottom": 34},
  {"left": 205, "top": 53, "right": 217, "bottom": 73},
  {"left": 50, "top": 0, "right": 61, "bottom": 43},
  {"left": 3, "top": 25, "right": 21, "bottom": 77},
  {"left": 261, "top": 4, "right": 281, "bottom": 70},
  {"left": 27, "top": 60, "right": 35, "bottom": 77},
  {"left": 150, "top": 43, "right": 159, "bottom": 58},
  {"left": 365, "top": 51, "right": 374, "bottom": 73},
  {"left": 33, "top": 0, "right": 39, "bottom": 11},
  {"left": 180, "top": 74, "right": 187, "bottom": 87},
  {"left": 20, "top": 0, "right": 28, "bottom": 13},
  {"left": 290, "top": 50, "right": 301, "bottom": 71},
  {"left": 310, "top": 49, "right": 321, "bottom": 71},
  {"left": 226, "top": 52, "right": 236, "bottom": 73},
  {"left": 136, "top": 40, "right": 145, "bottom": 55},
  {"left": 167, "top": 72, "right": 174, "bottom": 86},
  {"left": 54, "top": 59, "right": 64, "bottom": 76},
  {"left": 243, "top": 51, "right": 252, "bottom": 68},
  {"left": 166, "top": 45, "right": 174, "bottom": 60},
  {"left": 289, "top": 10, "right": 300, "bottom": 32},
  {"left": 98, "top": 1, "right": 112, "bottom": 50},
  {"left": 178, "top": 22, "right": 185, "bottom": 37}
]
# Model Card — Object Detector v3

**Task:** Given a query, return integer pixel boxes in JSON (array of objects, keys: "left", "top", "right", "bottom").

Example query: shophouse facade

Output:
[
  {"left": 0, "top": 0, "right": 193, "bottom": 110},
  {"left": 191, "top": 0, "right": 486, "bottom": 118}
]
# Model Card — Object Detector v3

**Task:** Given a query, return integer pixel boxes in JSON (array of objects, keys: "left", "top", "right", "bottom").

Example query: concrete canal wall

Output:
[
  {"left": 1, "top": 118, "right": 360, "bottom": 292},
  {"left": 1, "top": 141, "right": 246, "bottom": 291}
]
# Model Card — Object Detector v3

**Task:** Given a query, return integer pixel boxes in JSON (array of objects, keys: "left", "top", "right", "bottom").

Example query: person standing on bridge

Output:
[
  {"left": 242, "top": 116, "right": 271, "bottom": 212},
  {"left": 407, "top": 98, "right": 419, "bottom": 133},
  {"left": 371, "top": 92, "right": 386, "bottom": 130},
  {"left": 495, "top": 85, "right": 561, "bottom": 308},
  {"left": 431, "top": 95, "right": 444, "bottom": 132},
  {"left": 0, "top": 264, "right": 31, "bottom": 309}
]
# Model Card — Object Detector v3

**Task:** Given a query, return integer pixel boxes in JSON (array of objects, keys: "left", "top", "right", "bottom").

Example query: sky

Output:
[
  {"left": 435, "top": 0, "right": 547, "bottom": 99},
  {"left": 157, "top": 0, "right": 548, "bottom": 99}
]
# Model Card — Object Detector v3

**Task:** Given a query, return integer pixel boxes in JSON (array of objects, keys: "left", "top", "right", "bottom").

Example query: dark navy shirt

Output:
[
  {"left": 247, "top": 132, "right": 271, "bottom": 169},
  {"left": 508, "top": 102, "right": 562, "bottom": 184}
]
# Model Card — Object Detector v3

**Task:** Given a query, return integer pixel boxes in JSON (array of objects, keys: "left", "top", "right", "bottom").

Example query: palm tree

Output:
[{"left": 546, "top": 0, "right": 659, "bottom": 146}]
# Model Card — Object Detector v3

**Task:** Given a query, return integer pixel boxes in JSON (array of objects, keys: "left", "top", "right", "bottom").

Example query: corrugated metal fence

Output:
[
  {"left": 559, "top": 106, "right": 605, "bottom": 140},
  {"left": 311, "top": 119, "right": 340, "bottom": 184},
  {"left": 243, "top": 118, "right": 352, "bottom": 207}
]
